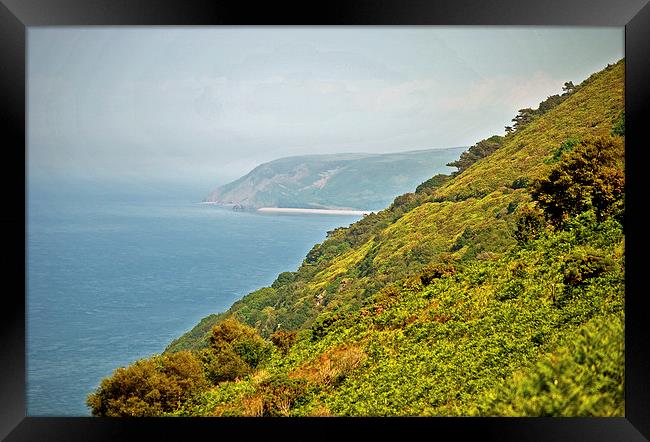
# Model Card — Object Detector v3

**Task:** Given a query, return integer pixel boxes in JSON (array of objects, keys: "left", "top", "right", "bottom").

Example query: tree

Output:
[
  {"left": 415, "top": 173, "right": 450, "bottom": 194},
  {"left": 514, "top": 206, "right": 546, "bottom": 244},
  {"left": 531, "top": 136, "right": 624, "bottom": 226},
  {"left": 511, "top": 108, "right": 536, "bottom": 131},
  {"left": 269, "top": 330, "right": 298, "bottom": 355},
  {"left": 537, "top": 94, "right": 564, "bottom": 114},
  {"left": 447, "top": 135, "right": 504, "bottom": 173},
  {"left": 87, "top": 351, "right": 206, "bottom": 417},
  {"left": 201, "top": 318, "right": 272, "bottom": 384},
  {"left": 562, "top": 81, "right": 576, "bottom": 95}
]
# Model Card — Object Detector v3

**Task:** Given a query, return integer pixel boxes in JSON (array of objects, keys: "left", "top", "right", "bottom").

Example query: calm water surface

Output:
[{"left": 27, "top": 181, "right": 362, "bottom": 416}]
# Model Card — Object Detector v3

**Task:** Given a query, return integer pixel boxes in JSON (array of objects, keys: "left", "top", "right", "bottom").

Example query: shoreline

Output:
[
  {"left": 200, "top": 202, "right": 373, "bottom": 216},
  {"left": 258, "top": 207, "right": 373, "bottom": 216}
]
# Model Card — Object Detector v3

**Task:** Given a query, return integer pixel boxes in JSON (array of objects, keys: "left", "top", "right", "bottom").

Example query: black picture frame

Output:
[{"left": 2, "top": 1, "right": 648, "bottom": 440}]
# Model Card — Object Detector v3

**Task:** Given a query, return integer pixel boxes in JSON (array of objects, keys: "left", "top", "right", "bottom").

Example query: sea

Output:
[{"left": 26, "top": 179, "right": 363, "bottom": 416}]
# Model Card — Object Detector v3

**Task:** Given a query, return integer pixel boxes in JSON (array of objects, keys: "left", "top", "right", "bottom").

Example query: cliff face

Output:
[{"left": 206, "top": 148, "right": 465, "bottom": 211}]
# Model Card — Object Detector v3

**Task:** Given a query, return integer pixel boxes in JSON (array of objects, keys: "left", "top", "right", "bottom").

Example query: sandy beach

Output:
[{"left": 257, "top": 207, "right": 373, "bottom": 216}]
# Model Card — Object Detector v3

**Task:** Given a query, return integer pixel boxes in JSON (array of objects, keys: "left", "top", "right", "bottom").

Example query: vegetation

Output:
[
  {"left": 531, "top": 136, "right": 624, "bottom": 226},
  {"left": 87, "top": 351, "right": 206, "bottom": 417},
  {"left": 89, "top": 59, "right": 625, "bottom": 417},
  {"left": 205, "top": 147, "right": 464, "bottom": 211},
  {"left": 446, "top": 135, "right": 504, "bottom": 174}
]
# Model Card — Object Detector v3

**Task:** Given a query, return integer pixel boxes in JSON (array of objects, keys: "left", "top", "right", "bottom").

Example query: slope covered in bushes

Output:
[
  {"left": 88, "top": 60, "right": 625, "bottom": 417},
  {"left": 166, "top": 60, "right": 624, "bottom": 353}
]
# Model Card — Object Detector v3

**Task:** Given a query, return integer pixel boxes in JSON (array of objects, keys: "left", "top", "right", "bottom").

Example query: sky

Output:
[{"left": 28, "top": 26, "right": 624, "bottom": 187}]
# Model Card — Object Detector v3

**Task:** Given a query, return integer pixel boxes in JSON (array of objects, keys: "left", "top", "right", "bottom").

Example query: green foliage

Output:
[
  {"left": 418, "top": 262, "right": 456, "bottom": 286},
  {"left": 611, "top": 111, "right": 625, "bottom": 136},
  {"left": 514, "top": 205, "right": 546, "bottom": 244},
  {"left": 531, "top": 136, "right": 624, "bottom": 226},
  {"left": 147, "top": 60, "right": 625, "bottom": 418},
  {"left": 256, "top": 375, "right": 310, "bottom": 416},
  {"left": 415, "top": 173, "right": 450, "bottom": 194},
  {"left": 561, "top": 248, "right": 616, "bottom": 287},
  {"left": 479, "top": 313, "right": 624, "bottom": 416},
  {"left": 201, "top": 318, "right": 272, "bottom": 384},
  {"left": 310, "top": 312, "right": 341, "bottom": 342},
  {"left": 270, "top": 330, "right": 298, "bottom": 355},
  {"left": 545, "top": 137, "right": 580, "bottom": 164},
  {"left": 510, "top": 177, "right": 529, "bottom": 189},
  {"left": 511, "top": 108, "right": 537, "bottom": 131},
  {"left": 164, "top": 313, "right": 225, "bottom": 353},
  {"left": 87, "top": 351, "right": 206, "bottom": 416},
  {"left": 447, "top": 135, "right": 504, "bottom": 173},
  {"left": 451, "top": 226, "right": 476, "bottom": 252},
  {"left": 272, "top": 271, "right": 297, "bottom": 288},
  {"left": 200, "top": 346, "right": 252, "bottom": 385}
]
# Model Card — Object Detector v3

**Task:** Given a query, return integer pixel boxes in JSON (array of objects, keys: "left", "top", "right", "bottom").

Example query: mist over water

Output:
[{"left": 26, "top": 179, "right": 362, "bottom": 415}]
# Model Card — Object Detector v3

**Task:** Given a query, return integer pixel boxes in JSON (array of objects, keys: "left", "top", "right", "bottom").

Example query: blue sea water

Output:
[{"left": 26, "top": 180, "right": 362, "bottom": 416}]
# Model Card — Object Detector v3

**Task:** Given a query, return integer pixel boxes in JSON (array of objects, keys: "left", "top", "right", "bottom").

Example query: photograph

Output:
[
  {"left": 26, "top": 26, "right": 626, "bottom": 417},
  {"left": 2, "top": 0, "right": 649, "bottom": 440}
]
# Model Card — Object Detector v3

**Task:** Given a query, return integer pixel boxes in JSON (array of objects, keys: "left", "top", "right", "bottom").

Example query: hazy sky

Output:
[{"left": 28, "top": 27, "right": 624, "bottom": 185}]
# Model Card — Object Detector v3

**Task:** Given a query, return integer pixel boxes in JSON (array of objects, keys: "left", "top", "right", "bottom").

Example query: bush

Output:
[
  {"left": 514, "top": 206, "right": 546, "bottom": 244},
  {"left": 87, "top": 351, "right": 206, "bottom": 416},
  {"left": 545, "top": 137, "right": 580, "bottom": 164},
  {"left": 419, "top": 263, "right": 456, "bottom": 286},
  {"left": 415, "top": 174, "right": 450, "bottom": 194},
  {"left": 485, "top": 314, "right": 624, "bottom": 416},
  {"left": 531, "top": 136, "right": 624, "bottom": 226},
  {"left": 202, "top": 318, "right": 272, "bottom": 384},
  {"left": 510, "top": 177, "right": 530, "bottom": 189},
  {"left": 310, "top": 313, "right": 341, "bottom": 342},
  {"left": 257, "top": 375, "right": 309, "bottom": 416},
  {"left": 611, "top": 111, "right": 624, "bottom": 136},
  {"left": 200, "top": 346, "right": 252, "bottom": 384},
  {"left": 270, "top": 330, "right": 298, "bottom": 355},
  {"left": 451, "top": 227, "right": 476, "bottom": 252},
  {"left": 447, "top": 136, "right": 504, "bottom": 173},
  {"left": 562, "top": 249, "right": 616, "bottom": 287}
]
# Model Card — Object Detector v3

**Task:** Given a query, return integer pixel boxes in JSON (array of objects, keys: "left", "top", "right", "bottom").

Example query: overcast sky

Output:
[{"left": 28, "top": 27, "right": 623, "bottom": 185}]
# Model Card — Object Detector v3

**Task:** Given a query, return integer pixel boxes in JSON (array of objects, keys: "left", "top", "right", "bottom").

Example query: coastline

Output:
[
  {"left": 200, "top": 202, "right": 373, "bottom": 216},
  {"left": 257, "top": 207, "right": 373, "bottom": 216}
]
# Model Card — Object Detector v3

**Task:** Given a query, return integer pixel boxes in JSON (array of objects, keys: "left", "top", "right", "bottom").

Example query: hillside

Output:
[
  {"left": 88, "top": 60, "right": 625, "bottom": 417},
  {"left": 205, "top": 148, "right": 465, "bottom": 211}
]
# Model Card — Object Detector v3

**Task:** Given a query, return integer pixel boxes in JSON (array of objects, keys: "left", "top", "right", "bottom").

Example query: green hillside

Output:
[
  {"left": 88, "top": 60, "right": 625, "bottom": 417},
  {"left": 205, "top": 147, "right": 465, "bottom": 211}
]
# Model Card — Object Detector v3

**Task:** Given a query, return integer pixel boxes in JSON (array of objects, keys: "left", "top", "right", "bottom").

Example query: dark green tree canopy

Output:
[
  {"left": 447, "top": 135, "right": 504, "bottom": 173},
  {"left": 531, "top": 136, "right": 624, "bottom": 226}
]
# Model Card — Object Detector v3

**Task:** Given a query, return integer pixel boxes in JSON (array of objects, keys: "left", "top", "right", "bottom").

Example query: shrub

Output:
[
  {"left": 257, "top": 375, "right": 309, "bottom": 416},
  {"left": 451, "top": 226, "right": 476, "bottom": 252},
  {"left": 510, "top": 177, "right": 529, "bottom": 189},
  {"left": 200, "top": 346, "right": 252, "bottom": 384},
  {"left": 447, "top": 135, "right": 504, "bottom": 173},
  {"left": 310, "top": 313, "right": 341, "bottom": 342},
  {"left": 269, "top": 330, "right": 298, "bottom": 355},
  {"left": 291, "top": 345, "right": 367, "bottom": 388},
  {"left": 87, "top": 351, "right": 206, "bottom": 417},
  {"left": 486, "top": 314, "right": 624, "bottom": 416},
  {"left": 545, "top": 137, "right": 580, "bottom": 164},
  {"left": 531, "top": 136, "right": 624, "bottom": 226},
  {"left": 419, "top": 263, "right": 456, "bottom": 286},
  {"left": 514, "top": 206, "right": 546, "bottom": 244},
  {"left": 611, "top": 111, "right": 624, "bottom": 136},
  {"left": 496, "top": 280, "right": 525, "bottom": 301},
  {"left": 415, "top": 174, "right": 450, "bottom": 194},
  {"left": 202, "top": 318, "right": 272, "bottom": 384},
  {"left": 562, "top": 249, "right": 616, "bottom": 287}
]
